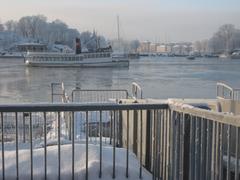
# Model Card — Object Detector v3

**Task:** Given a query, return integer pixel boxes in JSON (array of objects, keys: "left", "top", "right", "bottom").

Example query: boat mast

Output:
[{"left": 117, "top": 15, "right": 120, "bottom": 42}]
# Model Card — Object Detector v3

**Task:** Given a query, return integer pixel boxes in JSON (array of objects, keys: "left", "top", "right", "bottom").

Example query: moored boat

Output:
[
  {"left": 186, "top": 55, "right": 195, "bottom": 60},
  {"left": 231, "top": 51, "right": 240, "bottom": 59}
]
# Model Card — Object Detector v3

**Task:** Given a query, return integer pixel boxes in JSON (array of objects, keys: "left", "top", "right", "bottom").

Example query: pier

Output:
[{"left": 0, "top": 82, "right": 239, "bottom": 180}]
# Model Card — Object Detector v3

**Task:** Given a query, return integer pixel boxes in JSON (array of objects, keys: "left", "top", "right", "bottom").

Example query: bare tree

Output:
[{"left": 208, "top": 24, "right": 240, "bottom": 53}]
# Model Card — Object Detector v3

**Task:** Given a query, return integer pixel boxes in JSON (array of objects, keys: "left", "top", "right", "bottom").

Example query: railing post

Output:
[
  {"left": 200, "top": 118, "right": 207, "bottom": 180},
  {"left": 85, "top": 111, "right": 89, "bottom": 180},
  {"left": 182, "top": 114, "right": 190, "bottom": 180},
  {"left": 15, "top": 112, "right": 19, "bottom": 180},
  {"left": 1, "top": 112, "right": 5, "bottom": 180},
  {"left": 23, "top": 112, "right": 26, "bottom": 143},
  {"left": 44, "top": 112, "right": 47, "bottom": 180},
  {"left": 30, "top": 113, "right": 33, "bottom": 180},
  {"left": 226, "top": 125, "right": 232, "bottom": 180},
  {"left": 99, "top": 111, "right": 102, "bottom": 178},
  {"left": 139, "top": 109, "right": 143, "bottom": 179},
  {"left": 211, "top": 121, "right": 216, "bottom": 180},
  {"left": 219, "top": 123, "right": 223, "bottom": 180},
  {"left": 152, "top": 110, "right": 157, "bottom": 180},
  {"left": 189, "top": 115, "right": 196, "bottom": 180},
  {"left": 72, "top": 111, "right": 75, "bottom": 180},
  {"left": 57, "top": 112, "right": 61, "bottom": 180},
  {"left": 112, "top": 110, "right": 116, "bottom": 179},
  {"left": 126, "top": 110, "right": 129, "bottom": 178},
  {"left": 206, "top": 120, "right": 212, "bottom": 180},
  {"left": 174, "top": 112, "right": 180, "bottom": 180},
  {"left": 235, "top": 127, "right": 239, "bottom": 180}
]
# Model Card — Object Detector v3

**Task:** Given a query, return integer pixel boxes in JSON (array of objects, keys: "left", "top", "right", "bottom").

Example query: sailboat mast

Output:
[{"left": 117, "top": 15, "right": 120, "bottom": 42}]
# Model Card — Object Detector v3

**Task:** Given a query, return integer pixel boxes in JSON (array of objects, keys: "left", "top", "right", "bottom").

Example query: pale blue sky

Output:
[{"left": 1, "top": 0, "right": 240, "bottom": 42}]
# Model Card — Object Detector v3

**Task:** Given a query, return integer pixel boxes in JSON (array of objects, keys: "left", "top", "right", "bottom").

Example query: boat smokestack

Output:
[{"left": 76, "top": 38, "right": 81, "bottom": 54}]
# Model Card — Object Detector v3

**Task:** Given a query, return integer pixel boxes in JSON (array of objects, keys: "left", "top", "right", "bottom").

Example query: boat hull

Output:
[
  {"left": 24, "top": 53, "right": 129, "bottom": 67},
  {"left": 26, "top": 60, "right": 129, "bottom": 67}
]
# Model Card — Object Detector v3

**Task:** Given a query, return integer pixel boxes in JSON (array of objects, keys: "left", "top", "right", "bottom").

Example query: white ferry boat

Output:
[
  {"left": 24, "top": 51, "right": 129, "bottom": 67},
  {"left": 24, "top": 38, "right": 129, "bottom": 67}
]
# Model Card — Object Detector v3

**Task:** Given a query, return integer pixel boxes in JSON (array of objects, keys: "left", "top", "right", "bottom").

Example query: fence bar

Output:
[
  {"left": 165, "top": 109, "right": 170, "bottom": 180},
  {"left": 174, "top": 112, "right": 180, "bottom": 180},
  {"left": 158, "top": 110, "right": 165, "bottom": 179},
  {"left": 99, "top": 111, "right": 102, "bottom": 178},
  {"left": 15, "top": 112, "right": 19, "bottom": 180},
  {"left": 157, "top": 110, "right": 161, "bottom": 180},
  {"left": 1, "top": 112, "right": 4, "bottom": 180},
  {"left": 226, "top": 125, "right": 231, "bottom": 180},
  {"left": 110, "top": 111, "right": 113, "bottom": 145},
  {"left": 126, "top": 110, "right": 129, "bottom": 178},
  {"left": 72, "top": 112, "right": 75, "bottom": 180},
  {"left": 161, "top": 110, "right": 167, "bottom": 179},
  {"left": 30, "top": 113, "right": 33, "bottom": 180},
  {"left": 215, "top": 122, "right": 220, "bottom": 180},
  {"left": 86, "top": 111, "right": 89, "bottom": 180},
  {"left": 235, "top": 127, "right": 239, "bottom": 180},
  {"left": 219, "top": 123, "right": 223, "bottom": 180},
  {"left": 57, "top": 112, "right": 61, "bottom": 180},
  {"left": 212, "top": 122, "right": 217, "bottom": 180},
  {"left": 195, "top": 117, "right": 201, "bottom": 180},
  {"left": 139, "top": 109, "right": 143, "bottom": 179},
  {"left": 206, "top": 120, "right": 211, "bottom": 180},
  {"left": 189, "top": 115, "right": 195, "bottom": 180},
  {"left": 200, "top": 118, "right": 206, "bottom": 180},
  {"left": 152, "top": 110, "right": 157, "bottom": 180},
  {"left": 23, "top": 113, "right": 26, "bottom": 143},
  {"left": 169, "top": 111, "right": 175, "bottom": 180},
  {"left": 44, "top": 112, "right": 47, "bottom": 180},
  {"left": 179, "top": 113, "right": 184, "bottom": 180},
  {"left": 113, "top": 110, "right": 116, "bottom": 179}
]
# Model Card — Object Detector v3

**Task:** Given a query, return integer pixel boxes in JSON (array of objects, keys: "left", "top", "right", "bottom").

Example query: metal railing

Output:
[
  {"left": 217, "top": 82, "right": 240, "bottom": 101},
  {"left": 0, "top": 102, "right": 239, "bottom": 180},
  {"left": 71, "top": 88, "right": 129, "bottom": 103},
  {"left": 132, "top": 82, "right": 143, "bottom": 99}
]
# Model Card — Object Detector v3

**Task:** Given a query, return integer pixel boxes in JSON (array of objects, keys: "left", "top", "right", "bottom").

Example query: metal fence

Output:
[
  {"left": 0, "top": 102, "right": 239, "bottom": 180},
  {"left": 71, "top": 88, "right": 129, "bottom": 103},
  {"left": 217, "top": 82, "right": 240, "bottom": 101}
]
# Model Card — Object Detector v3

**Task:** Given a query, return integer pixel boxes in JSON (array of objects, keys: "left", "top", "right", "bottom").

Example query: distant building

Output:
[
  {"left": 17, "top": 43, "right": 47, "bottom": 52},
  {"left": 149, "top": 43, "right": 157, "bottom": 53},
  {"left": 156, "top": 45, "right": 167, "bottom": 53},
  {"left": 137, "top": 41, "right": 151, "bottom": 53}
]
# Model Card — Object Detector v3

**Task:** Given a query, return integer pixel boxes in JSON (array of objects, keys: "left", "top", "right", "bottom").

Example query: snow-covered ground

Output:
[{"left": 0, "top": 143, "right": 152, "bottom": 180}]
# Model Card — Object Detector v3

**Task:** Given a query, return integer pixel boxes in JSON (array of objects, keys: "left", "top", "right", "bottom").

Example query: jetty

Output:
[{"left": 0, "top": 82, "right": 239, "bottom": 180}]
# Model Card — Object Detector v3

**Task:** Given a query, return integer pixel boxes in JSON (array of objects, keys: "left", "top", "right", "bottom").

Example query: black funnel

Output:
[{"left": 76, "top": 38, "right": 81, "bottom": 54}]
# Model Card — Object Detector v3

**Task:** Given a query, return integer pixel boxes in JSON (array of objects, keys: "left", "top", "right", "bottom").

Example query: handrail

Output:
[
  {"left": 132, "top": 82, "right": 143, "bottom": 99},
  {"left": 217, "top": 82, "right": 234, "bottom": 100},
  {"left": 0, "top": 102, "right": 239, "bottom": 126},
  {"left": 0, "top": 103, "right": 168, "bottom": 112},
  {"left": 71, "top": 88, "right": 129, "bottom": 102},
  {"left": 217, "top": 82, "right": 240, "bottom": 100}
]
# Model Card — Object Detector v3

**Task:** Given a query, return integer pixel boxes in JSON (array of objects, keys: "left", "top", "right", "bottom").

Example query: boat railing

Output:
[{"left": 216, "top": 82, "right": 240, "bottom": 101}]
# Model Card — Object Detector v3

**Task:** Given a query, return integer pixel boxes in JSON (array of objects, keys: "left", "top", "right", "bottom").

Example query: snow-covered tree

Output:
[{"left": 208, "top": 24, "right": 240, "bottom": 53}]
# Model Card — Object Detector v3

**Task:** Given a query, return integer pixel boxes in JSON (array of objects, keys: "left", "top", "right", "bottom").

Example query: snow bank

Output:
[{"left": 0, "top": 144, "right": 152, "bottom": 180}]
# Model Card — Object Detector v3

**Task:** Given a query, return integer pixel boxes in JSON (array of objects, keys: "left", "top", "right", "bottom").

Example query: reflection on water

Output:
[{"left": 0, "top": 57, "right": 240, "bottom": 103}]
